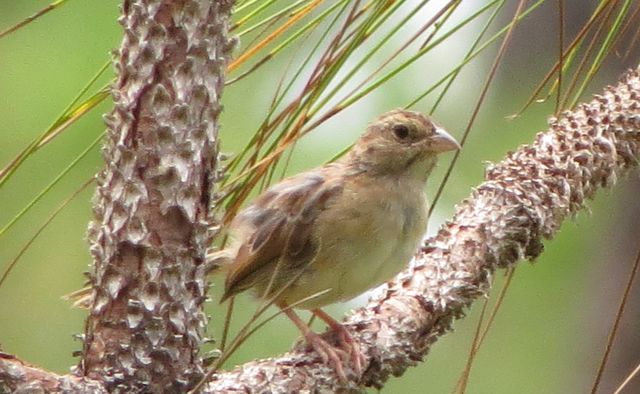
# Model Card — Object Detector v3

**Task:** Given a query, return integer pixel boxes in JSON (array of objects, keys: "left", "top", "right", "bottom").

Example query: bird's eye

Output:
[{"left": 393, "top": 124, "right": 410, "bottom": 140}]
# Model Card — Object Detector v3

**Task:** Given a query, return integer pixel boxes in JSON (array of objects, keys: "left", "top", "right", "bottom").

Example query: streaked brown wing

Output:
[{"left": 221, "top": 168, "right": 344, "bottom": 301}]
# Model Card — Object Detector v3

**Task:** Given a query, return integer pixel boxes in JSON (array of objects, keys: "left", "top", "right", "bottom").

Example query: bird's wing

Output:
[{"left": 221, "top": 167, "right": 344, "bottom": 301}]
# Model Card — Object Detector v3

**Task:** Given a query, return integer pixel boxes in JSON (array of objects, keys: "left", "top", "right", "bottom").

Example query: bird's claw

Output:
[
  {"left": 333, "top": 324, "right": 365, "bottom": 376},
  {"left": 305, "top": 331, "right": 350, "bottom": 381}
]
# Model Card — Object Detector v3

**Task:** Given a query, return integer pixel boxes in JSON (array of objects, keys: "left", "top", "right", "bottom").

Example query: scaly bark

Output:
[
  {"left": 79, "top": 0, "right": 234, "bottom": 392},
  {"left": 0, "top": 353, "right": 107, "bottom": 393}
]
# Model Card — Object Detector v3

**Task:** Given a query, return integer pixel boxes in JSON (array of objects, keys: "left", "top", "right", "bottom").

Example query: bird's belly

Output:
[
  {"left": 335, "top": 234, "right": 416, "bottom": 301},
  {"left": 280, "top": 198, "right": 425, "bottom": 309}
]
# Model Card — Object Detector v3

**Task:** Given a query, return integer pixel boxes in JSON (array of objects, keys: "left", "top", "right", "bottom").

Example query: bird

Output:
[{"left": 216, "top": 109, "right": 460, "bottom": 381}]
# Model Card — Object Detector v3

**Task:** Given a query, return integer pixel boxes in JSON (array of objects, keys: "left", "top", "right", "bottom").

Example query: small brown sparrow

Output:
[{"left": 217, "top": 109, "right": 460, "bottom": 380}]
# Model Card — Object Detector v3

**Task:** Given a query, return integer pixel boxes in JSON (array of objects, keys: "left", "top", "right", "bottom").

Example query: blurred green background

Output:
[{"left": 1, "top": 1, "right": 638, "bottom": 393}]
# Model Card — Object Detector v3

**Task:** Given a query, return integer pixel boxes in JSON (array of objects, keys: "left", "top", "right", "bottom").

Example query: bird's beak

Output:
[{"left": 430, "top": 126, "right": 460, "bottom": 153}]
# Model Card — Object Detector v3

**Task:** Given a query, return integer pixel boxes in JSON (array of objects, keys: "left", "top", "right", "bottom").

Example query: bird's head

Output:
[{"left": 347, "top": 109, "right": 460, "bottom": 181}]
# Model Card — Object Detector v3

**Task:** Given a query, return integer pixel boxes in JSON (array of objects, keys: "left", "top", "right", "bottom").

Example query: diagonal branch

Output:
[{"left": 204, "top": 66, "right": 640, "bottom": 392}]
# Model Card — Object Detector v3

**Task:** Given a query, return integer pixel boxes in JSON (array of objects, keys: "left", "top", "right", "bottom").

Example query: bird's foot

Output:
[
  {"left": 331, "top": 322, "right": 365, "bottom": 376},
  {"left": 302, "top": 329, "right": 350, "bottom": 382},
  {"left": 312, "top": 308, "right": 366, "bottom": 377}
]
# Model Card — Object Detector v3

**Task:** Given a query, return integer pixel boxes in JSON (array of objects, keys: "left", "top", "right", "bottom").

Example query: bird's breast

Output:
[{"left": 284, "top": 176, "right": 428, "bottom": 309}]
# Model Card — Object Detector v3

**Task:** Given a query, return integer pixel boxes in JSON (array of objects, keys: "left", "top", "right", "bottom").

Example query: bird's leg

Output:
[
  {"left": 281, "top": 306, "right": 349, "bottom": 381},
  {"left": 312, "top": 308, "right": 365, "bottom": 376}
]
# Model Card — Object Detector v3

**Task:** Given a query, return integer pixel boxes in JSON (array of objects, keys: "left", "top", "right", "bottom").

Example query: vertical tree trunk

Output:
[{"left": 80, "top": 1, "right": 234, "bottom": 391}]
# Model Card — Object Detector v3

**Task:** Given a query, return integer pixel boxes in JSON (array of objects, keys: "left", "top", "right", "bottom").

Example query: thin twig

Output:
[{"left": 590, "top": 241, "right": 640, "bottom": 394}]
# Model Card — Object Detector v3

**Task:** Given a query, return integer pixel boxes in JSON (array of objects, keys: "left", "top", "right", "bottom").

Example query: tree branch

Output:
[
  {"left": 0, "top": 353, "right": 107, "bottom": 393},
  {"left": 77, "top": 0, "right": 234, "bottom": 392},
  {"left": 204, "top": 67, "right": 640, "bottom": 392}
]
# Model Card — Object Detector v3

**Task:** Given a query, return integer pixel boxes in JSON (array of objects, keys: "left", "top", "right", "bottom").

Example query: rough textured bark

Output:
[
  {"left": 0, "top": 353, "right": 107, "bottom": 393},
  {"left": 203, "top": 67, "right": 640, "bottom": 392},
  {"left": 77, "top": 0, "right": 234, "bottom": 392}
]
